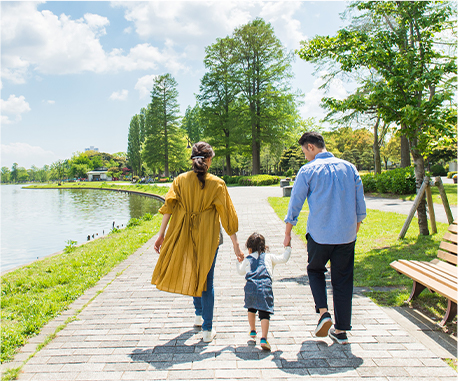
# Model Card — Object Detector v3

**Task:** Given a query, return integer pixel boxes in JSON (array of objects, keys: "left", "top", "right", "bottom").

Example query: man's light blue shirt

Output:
[{"left": 284, "top": 152, "right": 366, "bottom": 245}]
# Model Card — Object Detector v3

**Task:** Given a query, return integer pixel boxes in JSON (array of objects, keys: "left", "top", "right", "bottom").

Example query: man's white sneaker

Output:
[
  {"left": 202, "top": 329, "right": 216, "bottom": 343},
  {"left": 194, "top": 315, "right": 203, "bottom": 327}
]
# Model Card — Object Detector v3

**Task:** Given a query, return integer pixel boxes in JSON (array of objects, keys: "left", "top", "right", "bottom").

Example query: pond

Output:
[{"left": 1, "top": 184, "right": 163, "bottom": 272}]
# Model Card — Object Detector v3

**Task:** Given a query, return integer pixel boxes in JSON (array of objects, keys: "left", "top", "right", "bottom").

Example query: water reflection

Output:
[{"left": 1, "top": 185, "right": 162, "bottom": 272}]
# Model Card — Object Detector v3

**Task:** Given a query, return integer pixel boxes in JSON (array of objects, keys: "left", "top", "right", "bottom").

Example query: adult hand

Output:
[
  {"left": 154, "top": 235, "right": 164, "bottom": 254},
  {"left": 284, "top": 222, "right": 293, "bottom": 247},
  {"left": 234, "top": 245, "right": 244, "bottom": 262},
  {"left": 283, "top": 234, "right": 291, "bottom": 247}
]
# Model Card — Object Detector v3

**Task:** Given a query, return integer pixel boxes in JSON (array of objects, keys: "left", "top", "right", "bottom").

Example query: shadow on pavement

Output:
[
  {"left": 129, "top": 329, "right": 231, "bottom": 369},
  {"left": 233, "top": 339, "right": 363, "bottom": 376}
]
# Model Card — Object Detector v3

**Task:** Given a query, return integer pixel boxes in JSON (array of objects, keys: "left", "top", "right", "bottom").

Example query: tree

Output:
[
  {"left": 198, "top": 36, "right": 244, "bottom": 176},
  {"left": 182, "top": 104, "right": 203, "bottom": 146},
  {"left": 142, "top": 74, "right": 181, "bottom": 177},
  {"left": 1, "top": 167, "right": 11, "bottom": 183},
  {"left": 381, "top": 134, "right": 402, "bottom": 169},
  {"left": 10, "top": 163, "right": 18, "bottom": 182},
  {"left": 298, "top": 1, "right": 457, "bottom": 235},
  {"left": 127, "top": 114, "right": 143, "bottom": 177},
  {"left": 232, "top": 18, "right": 299, "bottom": 174}
]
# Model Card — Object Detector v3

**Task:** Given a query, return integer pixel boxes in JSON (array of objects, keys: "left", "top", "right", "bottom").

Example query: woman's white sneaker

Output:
[
  {"left": 202, "top": 329, "right": 216, "bottom": 342},
  {"left": 194, "top": 315, "right": 203, "bottom": 327}
]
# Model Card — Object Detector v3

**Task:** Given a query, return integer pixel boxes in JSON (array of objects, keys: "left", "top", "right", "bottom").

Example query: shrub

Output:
[
  {"left": 221, "top": 175, "right": 243, "bottom": 184},
  {"left": 127, "top": 218, "right": 141, "bottom": 228},
  {"left": 142, "top": 213, "right": 154, "bottom": 221},
  {"left": 238, "top": 175, "right": 280, "bottom": 186},
  {"left": 430, "top": 164, "right": 447, "bottom": 177},
  {"left": 284, "top": 169, "right": 294, "bottom": 177},
  {"left": 361, "top": 167, "right": 416, "bottom": 195},
  {"left": 447, "top": 171, "right": 457, "bottom": 179}
]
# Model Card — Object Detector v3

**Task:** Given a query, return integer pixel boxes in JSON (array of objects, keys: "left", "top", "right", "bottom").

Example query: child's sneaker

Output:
[
  {"left": 260, "top": 338, "right": 271, "bottom": 351},
  {"left": 314, "top": 312, "right": 332, "bottom": 337},
  {"left": 329, "top": 328, "right": 349, "bottom": 345},
  {"left": 249, "top": 330, "right": 257, "bottom": 339}
]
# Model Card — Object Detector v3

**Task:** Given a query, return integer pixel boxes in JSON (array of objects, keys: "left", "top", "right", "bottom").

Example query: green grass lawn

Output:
[
  {"left": 268, "top": 197, "right": 456, "bottom": 335},
  {"left": 366, "top": 183, "right": 457, "bottom": 206},
  {"left": 1, "top": 214, "right": 162, "bottom": 368}
]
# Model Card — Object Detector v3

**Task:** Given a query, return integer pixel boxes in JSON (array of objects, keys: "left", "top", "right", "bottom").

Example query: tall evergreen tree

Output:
[
  {"left": 198, "top": 36, "right": 243, "bottom": 176},
  {"left": 142, "top": 74, "right": 181, "bottom": 177},
  {"left": 127, "top": 114, "right": 142, "bottom": 176},
  {"left": 232, "top": 18, "right": 298, "bottom": 174}
]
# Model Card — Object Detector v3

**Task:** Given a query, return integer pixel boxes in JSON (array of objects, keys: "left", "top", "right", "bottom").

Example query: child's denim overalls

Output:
[{"left": 244, "top": 252, "right": 274, "bottom": 313}]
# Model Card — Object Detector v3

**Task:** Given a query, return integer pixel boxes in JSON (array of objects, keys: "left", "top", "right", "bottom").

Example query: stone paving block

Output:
[
  {"left": 357, "top": 367, "right": 409, "bottom": 377},
  {"left": 404, "top": 366, "right": 457, "bottom": 377},
  {"left": 167, "top": 369, "right": 215, "bottom": 379},
  {"left": 29, "top": 372, "right": 80, "bottom": 380},
  {"left": 120, "top": 370, "right": 169, "bottom": 380},
  {"left": 75, "top": 371, "right": 124, "bottom": 380}
]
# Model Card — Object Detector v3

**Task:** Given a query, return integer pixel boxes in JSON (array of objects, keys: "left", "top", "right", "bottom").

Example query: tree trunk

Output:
[
  {"left": 226, "top": 154, "right": 232, "bottom": 176},
  {"left": 400, "top": 125, "right": 411, "bottom": 168},
  {"left": 373, "top": 116, "right": 382, "bottom": 174},
  {"left": 410, "top": 139, "right": 429, "bottom": 235}
]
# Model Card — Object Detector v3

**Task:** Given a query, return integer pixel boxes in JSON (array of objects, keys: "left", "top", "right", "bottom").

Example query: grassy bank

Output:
[
  {"left": 268, "top": 197, "right": 456, "bottom": 336},
  {"left": 23, "top": 182, "right": 170, "bottom": 197},
  {"left": 366, "top": 183, "right": 457, "bottom": 206},
  {"left": 1, "top": 214, "right": 162, "bottom": 367}
]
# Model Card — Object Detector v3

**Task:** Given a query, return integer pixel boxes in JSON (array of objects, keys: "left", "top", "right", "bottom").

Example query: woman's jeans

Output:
[
  {"left": 306, "top": 234, "right": 355, "bottom": 331},
  {"left": 193, "top": 248, "right": 218, "bottom": 331}
]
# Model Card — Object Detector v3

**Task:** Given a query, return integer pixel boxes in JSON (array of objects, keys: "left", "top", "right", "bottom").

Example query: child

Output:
[{"left": 236, "top": 232, "right": 291, "bottom": 350}]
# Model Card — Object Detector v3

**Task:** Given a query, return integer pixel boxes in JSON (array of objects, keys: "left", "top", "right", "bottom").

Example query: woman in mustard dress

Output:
[{"left": 152, "top": 142, "right": 243, "bottom": 342}]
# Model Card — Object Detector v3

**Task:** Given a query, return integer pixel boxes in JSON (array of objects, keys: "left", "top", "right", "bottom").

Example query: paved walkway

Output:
[{"left": 4, "top": 187, "right": 457, "bottom": 380}]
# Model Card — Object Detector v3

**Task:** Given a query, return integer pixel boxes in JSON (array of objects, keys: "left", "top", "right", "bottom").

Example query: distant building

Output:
[
  {"left": 87, "top": 168, "right": 112, "bottom": 181},
  {"left": 85, "top": 146, "right": 99, "bottom": 152}
]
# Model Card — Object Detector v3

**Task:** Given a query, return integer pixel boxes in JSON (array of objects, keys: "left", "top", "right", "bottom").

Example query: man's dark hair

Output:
[{"left": 298, "top": 132, "right": 326, "bottom": 148}]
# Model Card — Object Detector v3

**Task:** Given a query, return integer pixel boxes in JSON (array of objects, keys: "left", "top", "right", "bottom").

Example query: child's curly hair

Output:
[{"left": 246, "top": 232, "right": 269, "bottom": 254}]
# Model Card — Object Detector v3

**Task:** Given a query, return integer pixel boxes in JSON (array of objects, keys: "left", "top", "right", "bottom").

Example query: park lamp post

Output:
[{"left": 186, "top": 137, "right": 192, "bottom": 149}]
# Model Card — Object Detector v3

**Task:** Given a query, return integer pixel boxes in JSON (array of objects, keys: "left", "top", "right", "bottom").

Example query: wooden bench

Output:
[{"left": 390, "top": 221, "right": 457, "bottom": 326}]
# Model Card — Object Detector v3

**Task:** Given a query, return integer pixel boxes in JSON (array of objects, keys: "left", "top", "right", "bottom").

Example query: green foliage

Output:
[
  {"left": 237, "top": 175, "right": 280, "bottom": 186},
  {"left": 361, "top": 167, "right": 416, "bottom": 194},
  {"left": 430, "top": 163, "right": 447, "bottom": 177},
  {"left": 127, "top": 114, "right": 143, "bottom": 177},
  {"left": 142, "top": 74, "right": 185, "bottom": 177},
  {"left": 221, "top": 175, "right": 244, "bottom": 184},
  {"left": 126, "top": 218, "right": 141, "bottom": 228},
  {"left": 63, "top": 240, "right": 77, "bottom": 253},
  {"left": 0, "top": 215, "right": 162, "bottom": 363},
  {"left": 284, "top": 169, "right": 294, "bottom": 177},
  {"left": 198, "top": 18, "right": 301, "bottom": 175}
]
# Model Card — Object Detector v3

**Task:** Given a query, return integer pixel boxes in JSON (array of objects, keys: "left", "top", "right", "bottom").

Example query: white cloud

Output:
[
  {"left": 83, "top": 13, "right": 109, "bottom": 36},
  {"left": 1, "top": 94, "right": 31, "bottom": 124},
  {"left": 259, "top": 1, "right": 307, "bottom": 49},
  {"left": 0, "top": 2, "right": 187, "bottom": 83},
  {"left": 109, "top": 89, "right": 129, "bottom": 101},
  {"left": 115, "top": 1, "right": 254, "bottom": 45},
  {"left": 301, "top": 71, "right": 348, "bottom": 120},
  {"left": 1, "top": 142, "right": 57, "bottom": 168},
  {"left": 135, "top": 75, "right": 158, "bottom": 99}
]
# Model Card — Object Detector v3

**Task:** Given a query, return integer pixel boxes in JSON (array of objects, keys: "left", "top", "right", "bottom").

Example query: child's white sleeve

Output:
[
  {"left": 236, "top": 259, "right": 250, "bottom": 275},
  {"left": 271, "top": 246, "right": 292, "bottom": 266}
]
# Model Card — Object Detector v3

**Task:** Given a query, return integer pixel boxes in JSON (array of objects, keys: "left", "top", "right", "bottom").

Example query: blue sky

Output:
[{"left": 1, "top": 1, "right": 351, "bottom": 169}]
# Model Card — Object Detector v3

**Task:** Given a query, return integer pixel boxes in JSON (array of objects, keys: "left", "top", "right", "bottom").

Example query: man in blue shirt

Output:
[{"left": 284, "top": 132, "right": 366, "bottom": 344}]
